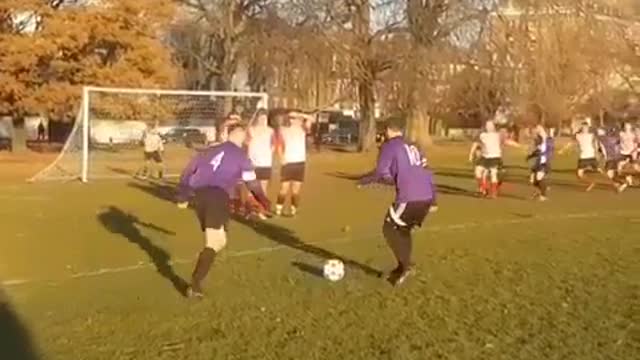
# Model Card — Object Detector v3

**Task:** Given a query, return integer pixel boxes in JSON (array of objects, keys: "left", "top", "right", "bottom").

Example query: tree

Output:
[{"left": 0, "top": 0, "right": 179, "bottom": 119}]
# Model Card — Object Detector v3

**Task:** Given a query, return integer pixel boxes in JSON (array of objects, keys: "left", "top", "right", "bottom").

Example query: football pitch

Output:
[{"left": 1, "top": 145, "right": 637, "bottom": 360}]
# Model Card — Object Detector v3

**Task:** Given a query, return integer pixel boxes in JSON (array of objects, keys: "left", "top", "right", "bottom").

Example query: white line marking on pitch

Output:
[{"left": 1, "top": 210, "right": 635, "bottom": 287}]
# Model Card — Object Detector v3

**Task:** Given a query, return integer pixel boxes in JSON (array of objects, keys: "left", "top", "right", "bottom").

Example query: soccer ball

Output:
[{"left": 323, "top": 259, "right": 345, "bottom": 282}]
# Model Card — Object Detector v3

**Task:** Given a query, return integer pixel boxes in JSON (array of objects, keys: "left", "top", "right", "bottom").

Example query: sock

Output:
[
  {"left": 490, "top": 182, "right": 499, "bottom": 197},
  {"left": 191, "top": 248, "right": 216, "bottom": 292},
  {"left": 291, "top": 194, "right": 301, "bottom": 209},
  {"left": 477, "top": 178, "right": 486, "bottom": 192},
  {"left": 538, "top": 179, "right": 547, "bottom": 196},
  {"left": 626, "top": 175, "right": 633, "bottom": 185},
  {"left": 276, "top": 195, "right": 286, "bottom": 214}
]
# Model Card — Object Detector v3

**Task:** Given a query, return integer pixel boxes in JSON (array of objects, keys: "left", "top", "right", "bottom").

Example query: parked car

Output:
[
  {"left": 0, "top": 137, "right": 12, "bottom": 152},
  {"left": 322, "top": 128, "right": 359, "bottom": 145},
  {"left": 161, "top": 128, "right": 206, "bottom": 145}
]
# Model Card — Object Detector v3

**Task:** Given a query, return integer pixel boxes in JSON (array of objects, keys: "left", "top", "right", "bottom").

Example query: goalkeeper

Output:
[{"left": 138, "top": 126, "right": 165, "bottom": 179}]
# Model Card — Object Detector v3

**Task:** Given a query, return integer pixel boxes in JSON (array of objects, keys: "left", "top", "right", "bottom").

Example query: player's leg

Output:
[
  {"left": 189, "top": 187, "right": 229, "bottom": 298},
  {"left": 153, "top": 151, "right": 164, "bottom": 179},
  {"left": 576, "top": 159, "right": 595, "bottom": 191},
  {"left": 382, "top": 201, "right": 430, "bottom": 286},
  {"left": 276, "top": 181, "right": 290, "bottom": 216},
  {"left": 289, "top": 163, "right": 305, "bottom": 216},
  {"left": 488, "top": 163, "right": 500, "bottom": 199},
  {"left": 533, "top": 169, "right": 548, "bottom": 201},
  {"left": 474, "top": 164, "right": 487, "bottom": 195}
]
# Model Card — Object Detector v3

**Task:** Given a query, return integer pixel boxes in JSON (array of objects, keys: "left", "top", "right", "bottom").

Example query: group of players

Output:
[
  {"left": 469, "top": 119, "right": 640, "bottom": 202},
  {"left": 174, "top": 113, "right": 436, "bottom": 297}
]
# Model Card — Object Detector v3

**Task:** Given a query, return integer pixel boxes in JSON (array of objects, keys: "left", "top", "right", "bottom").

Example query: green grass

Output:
[{"left": 1, "top": 146, "right": 638, "bottom": 360}]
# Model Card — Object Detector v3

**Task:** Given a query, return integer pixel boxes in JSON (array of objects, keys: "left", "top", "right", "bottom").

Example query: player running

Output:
[
  {"left": 275, "top": 111, "right": 313, "bottom": 217},
  {"left": 468, "top": 120, "right": 519, "bottom": 198},
  {"left": 244, "top": 109, "right": 275, "bottom": 218},
  {"left": 598, "top": 127, "right": 627, "bottom": 193},
  {"left": 618, "top": 122, "right": 637, "bottom": 186},
  {"left": 359, "top": 116, "right": 437, "bottom": 286},
  {"left": 559, "top": 122, "right": 600, "bottom": 191},
  {"left": 176, "top": 123, "right": 271, "bottom": 299},
  {"left": 137, "top": 125, "right": 164, "bottom": 180},
  {"left": 526, "top": 125, "right": 553, "bottom": 201}
]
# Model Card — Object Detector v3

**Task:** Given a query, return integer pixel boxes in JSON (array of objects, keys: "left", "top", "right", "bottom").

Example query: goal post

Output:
[{"left": 29, "top": 86, "right": 269, "bottom": 182}]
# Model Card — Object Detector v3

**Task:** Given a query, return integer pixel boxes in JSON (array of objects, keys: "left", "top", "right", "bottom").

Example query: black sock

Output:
[
  {"left": 276, "top": 194, "right": 286, "bottom": 206},
  {"left": 191, "top": 248, "right": 216, "bottom": 292},
  {"left": 382, "top": 221, "right": 412, "bottom": 271}
]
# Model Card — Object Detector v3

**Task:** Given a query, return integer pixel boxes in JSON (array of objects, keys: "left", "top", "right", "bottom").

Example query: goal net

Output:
[{"left": 29, "top": 87, "right": 268, "bottom": 182}]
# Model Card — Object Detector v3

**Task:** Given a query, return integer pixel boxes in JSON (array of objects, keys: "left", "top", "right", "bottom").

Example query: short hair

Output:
[
  {"left": 256, "top": 108, "right": 268, "bottom": 118},
  {"left": 385, "top": 115, "right": 406, "bottom": 131},
  {"left": 227, "top": 123, "right": 246, "bottom": 134}
]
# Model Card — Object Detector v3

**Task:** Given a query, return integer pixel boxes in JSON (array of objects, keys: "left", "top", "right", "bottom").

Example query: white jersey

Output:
[
  {"left": 619, "top": 131, "right": 636, "bottom": 155},
  {"left": 280, "top": 126, "right": 307, "bottom": 164},
  {"left": 144, "top": 132, "right": 163, "bottom": 153},
  {"left": 479, "top": 131, "right": 502, "bottom": 158},
  {"left": 576, "top": 132, "right": 596, "bottom": 159},
  {"left": 248, "top": 126, "right": 274, "bottom": 168}
]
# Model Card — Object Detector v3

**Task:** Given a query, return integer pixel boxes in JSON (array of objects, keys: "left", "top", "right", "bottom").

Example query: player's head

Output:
[
  {"left": 227, "top": 123, "right": 247, "bottom": 146},
  {"left": 535, "top": 124, "right": 547, "bottom": 138},
  {"left": 580, "top": 122, "right": 590, "bottom": 133},
  {"left": 623, "top": 122, "right": 633, "bottom": 132},
  {"left": 384, "top": 116, "right": 406, "bottom": 139},
  {"left": 485, "top": 120, "right": 496, "bottom": 132},
  {"left": 252, "top": 108, "right": 268, "bottom": 127}
]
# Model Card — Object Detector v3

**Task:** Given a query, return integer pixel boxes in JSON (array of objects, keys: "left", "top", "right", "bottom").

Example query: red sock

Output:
[
  {"left": 478, "top": 178, "right": 487, "bottom": 193},
  {"left": 490, "top": 183, "right": 499, "bottom": 197}
]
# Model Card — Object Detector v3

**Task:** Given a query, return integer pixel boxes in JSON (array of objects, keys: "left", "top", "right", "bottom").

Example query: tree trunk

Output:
[
  {"left": 358, "top": 78, "right": 376, "bottom": 152},
  {"left": 407, "top": 94, "right": 433, "bottom": 149}
]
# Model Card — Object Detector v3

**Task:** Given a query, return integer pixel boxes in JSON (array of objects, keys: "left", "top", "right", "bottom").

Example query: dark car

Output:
[
  {"left": 161, "top": 128, "right": 206, "bottom": 146},
  {"left": 322, "top": 128, "right": 359, "bottom": 145},
  {"left": 0, "top": 137, "right": 12, "bottom": 152}
]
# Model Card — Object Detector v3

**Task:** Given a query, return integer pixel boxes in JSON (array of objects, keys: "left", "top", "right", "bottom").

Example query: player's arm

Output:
[
  {"left": 359, "top": 143, "right": 394, "bottom": 186},
  {"left": 468, "top": 142, "right": 480, "bottom": 162},
  {"left": 176, "top": 154, "right": 200, "bottom": 207}
]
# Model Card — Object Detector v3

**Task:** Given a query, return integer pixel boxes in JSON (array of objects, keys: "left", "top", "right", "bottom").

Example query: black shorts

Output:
[
  {"left": 481, "top": 157, "right": 502, "bottom": 169},
  {"left": 194, "top": 187, "right": 229, "bottom": 232},
  {"left": 605, "top": 160, "right": 619, "bottom": 171},
  {"left": 281, "top": 162, "right": 306, "bottom": 182},
  {"left": 385, "top": 201, "right": 432, "bottom": 231},
  {"left": 577, "top": 158, "right": 598, "bottom": 171},
  {"left": 144, "top": 151, "right": 162, "bottom": 163},
  {"left": 255, "top": 167, "right": 272, "bottom": 181}
]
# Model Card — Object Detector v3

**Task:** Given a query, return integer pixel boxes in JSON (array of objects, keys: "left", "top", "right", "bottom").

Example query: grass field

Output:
[{"left": 1, "top": 144, "right": 638, "bottom": 360}]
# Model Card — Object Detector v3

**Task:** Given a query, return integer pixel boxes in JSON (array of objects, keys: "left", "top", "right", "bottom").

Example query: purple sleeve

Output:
[
  {"left": 176, "top": 154, "right": 200, "bottom": 202},
  {"left": 359, "top": 143, "right": 394, "bottom": 185}
]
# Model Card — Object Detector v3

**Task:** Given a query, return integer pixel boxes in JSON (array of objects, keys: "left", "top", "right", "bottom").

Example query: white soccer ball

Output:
[{"left": 323, "top": 259, "right": 345, "bottom": 282}]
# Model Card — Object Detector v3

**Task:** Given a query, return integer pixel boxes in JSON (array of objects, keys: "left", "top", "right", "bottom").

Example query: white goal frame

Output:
[{"left": 29, "top": 86, "right": 269, "bottom": 183}]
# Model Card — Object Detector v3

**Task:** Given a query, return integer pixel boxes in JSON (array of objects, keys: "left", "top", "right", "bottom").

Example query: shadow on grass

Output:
[
  {"left": 0, "top": 290, "right": 41, "bottom": 360},
  {"left": 291, "top": 261, "right": 325, "bottom": 279},
  {"left": 232, "top": 215, "right": 383, "bottom": 278},
  {"left": 128, "top": 181, "right": 178, "bottom": 203},
  {"left": 97, "top": 206, "right": 189, "bottom": 296}
]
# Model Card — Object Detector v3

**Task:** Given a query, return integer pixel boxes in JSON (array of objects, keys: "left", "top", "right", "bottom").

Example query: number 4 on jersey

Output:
[{"left": 210, "top": 152, "right": 225, "bottom": 172}]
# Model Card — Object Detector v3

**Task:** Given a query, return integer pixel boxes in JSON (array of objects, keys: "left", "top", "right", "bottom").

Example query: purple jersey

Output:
[
  {"left": 178, "top": 142, "right": 256, "bottom": 201},
  {"left": 360, "top": 137, "right": 436, "bottom": 204},
  {"left": 598, "top": 135, "right": 620, "bottom": 161}
]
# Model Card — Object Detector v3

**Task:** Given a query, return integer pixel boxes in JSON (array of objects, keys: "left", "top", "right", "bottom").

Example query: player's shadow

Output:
[
  {"left": 0, "top": 289, "right": 41, "bottom": 360},
  {"left": 291, "top": 261, "right": 325, "bottom": 278},
  {"left": 128, "top": 181, "right": 178, "bottom": 203},
  {"left": 325, "top": 171, "right": 371, "bottom": 181},
  {"left": 233, "top": 215, "right": 383, "bottom": 278},
  {"left": 97, "top": 206, "right": 189, "bottom": 296}
]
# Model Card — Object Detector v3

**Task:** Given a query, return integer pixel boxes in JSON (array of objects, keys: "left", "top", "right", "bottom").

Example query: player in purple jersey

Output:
[
  {"left": 358, "top": 117, "right": 437, "bottom": 286},
  {"left": 176, "top": 123, "right": 271, "bottom": 298},
  {"left": 598, "top": 127, "right": 627, "bottom": 193},
  {"left": 526, "top": 125, "right": 552, "bottom": 201}
]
